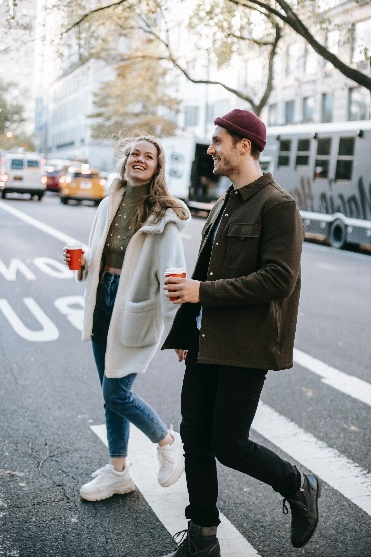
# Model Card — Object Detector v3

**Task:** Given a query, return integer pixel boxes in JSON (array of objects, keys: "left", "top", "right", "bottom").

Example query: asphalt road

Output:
[{"left": 0, "top": 193, "right": 370, "bottom": 557}]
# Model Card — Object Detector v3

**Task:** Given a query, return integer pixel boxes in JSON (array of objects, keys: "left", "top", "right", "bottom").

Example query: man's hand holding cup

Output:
[{"left": 164, "top": 267, "right": 200, "bottom": 304}]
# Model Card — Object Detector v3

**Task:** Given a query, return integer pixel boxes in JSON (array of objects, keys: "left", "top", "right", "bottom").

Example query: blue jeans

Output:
[{"left": 91, "top": 271, "right": 168, "bottom": 457}]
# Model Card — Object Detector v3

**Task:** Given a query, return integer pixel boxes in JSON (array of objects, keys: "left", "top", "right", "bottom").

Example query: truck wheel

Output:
[
  {"left": 1, "top": 190, "right": 6, "bottom": 199},
  {"left": 37, "top": 194, "right": 44, "bottom": 201},
  {"left": 60, "top": 197, "right": 68, "bottom": 205},
  {"left": 329, "top": 219, "right": 347, "bottom": 249}
]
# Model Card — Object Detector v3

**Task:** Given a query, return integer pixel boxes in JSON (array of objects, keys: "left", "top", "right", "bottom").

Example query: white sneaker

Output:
[
  {"left": 80, "top": 464, "right": 136, "bottom": 501},
  {"left": 157, "top": 431, "right": 185, "bottom": 487}
]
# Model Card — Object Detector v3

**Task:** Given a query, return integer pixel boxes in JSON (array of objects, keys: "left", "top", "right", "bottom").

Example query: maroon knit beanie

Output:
[{"left": 214, "top": 109, "right": 266, "bottom": 152}]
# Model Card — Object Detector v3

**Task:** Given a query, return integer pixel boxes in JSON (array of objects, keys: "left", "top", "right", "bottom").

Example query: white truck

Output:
[
  {"left": 161, "top": 135, "right": 273, "bottom": 213},
  {"left": 264, "top": 120, "right": 371, "bottom": 249},
  {"left": 0, "top": 151, "right": 46, "bottom": 201}
]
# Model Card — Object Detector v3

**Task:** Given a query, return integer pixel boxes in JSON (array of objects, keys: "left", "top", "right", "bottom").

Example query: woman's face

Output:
[{"left": 125, "top": 140, "right": 159, "bottom": 186}]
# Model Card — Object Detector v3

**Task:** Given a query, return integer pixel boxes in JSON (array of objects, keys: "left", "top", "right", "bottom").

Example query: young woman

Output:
[{"left": 64, "top": 135, "right": 191, "bottom": 501}]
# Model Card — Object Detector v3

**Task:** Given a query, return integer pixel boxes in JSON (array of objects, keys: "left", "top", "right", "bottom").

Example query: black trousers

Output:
[{"left": 180, "top": 328, "right": 301, "bottom": 527}]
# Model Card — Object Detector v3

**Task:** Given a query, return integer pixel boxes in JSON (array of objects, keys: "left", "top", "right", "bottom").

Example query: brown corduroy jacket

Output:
[{"left": 162, "top": 173, "right": 305, "bottom": 371}]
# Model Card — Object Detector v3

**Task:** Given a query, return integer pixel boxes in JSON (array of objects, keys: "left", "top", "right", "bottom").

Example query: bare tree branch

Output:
[
  {"left": 64, "top": 0, "right": 128, "bottom": 33},
  {"left": 256, "top": 23, "right": 282, "bottom": 115},
  {"left": 227, "top": 32, "right": 276, "bottom": 47},
  {"left": 229, "top": 0, "right": 289, "bottom": 23},
  {"left": 228, "top": 0, "right": 371, "bottom": 91},
  {"left": 135, "top": 14, "right": 260, "bottom": 109}
]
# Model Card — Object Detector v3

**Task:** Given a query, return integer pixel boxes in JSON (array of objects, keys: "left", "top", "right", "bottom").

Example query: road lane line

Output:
[
  {"left": 91, "top": 424, "right": 260, "bottom": 557},
  {"left": 0, "top": 201, "right": 88, "bottom": 249},
  {"left": 253, "top": 403, "right": 371, "bottom": 515},
  {"left": 0, "top": 200, "right": 192, "bottom": 244},
  {"left": 294, "top": 348, "right": 371, "bottom": 407}
]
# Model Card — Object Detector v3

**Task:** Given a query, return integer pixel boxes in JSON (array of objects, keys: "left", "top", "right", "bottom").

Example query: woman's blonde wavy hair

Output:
[{"left": 116, "top": 134, "right": 188, "bottom": 233}]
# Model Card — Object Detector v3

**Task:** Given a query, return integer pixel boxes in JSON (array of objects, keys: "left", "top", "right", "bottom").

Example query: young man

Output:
[{"left": 162, "top": 109, "right": 321, "bottom": 557}]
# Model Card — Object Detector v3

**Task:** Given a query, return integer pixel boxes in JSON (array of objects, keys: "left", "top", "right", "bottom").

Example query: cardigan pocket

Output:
[
  {"left": 120, "top": 299, "right": 159, "bottom": 347},
  {"left": 224, "top": 223, "right": 261, "bottom": 270}
]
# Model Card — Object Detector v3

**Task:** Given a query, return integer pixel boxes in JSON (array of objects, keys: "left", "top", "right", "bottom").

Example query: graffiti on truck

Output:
[{"left": 291, "top": 175, "right": 371, "bottom": 220}]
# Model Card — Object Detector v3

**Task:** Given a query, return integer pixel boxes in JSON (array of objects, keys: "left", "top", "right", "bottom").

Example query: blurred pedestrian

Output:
[
  {"left": 162, "top": 110, "right": 320, "bottom": 556},
  {"left": 64, "top": 135, "right": 190, "bottom": 501}
]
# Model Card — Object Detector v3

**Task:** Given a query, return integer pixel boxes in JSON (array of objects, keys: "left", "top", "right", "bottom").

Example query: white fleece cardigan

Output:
[{"left": 78, "top": 178, "right": 191, "bottom": 378}]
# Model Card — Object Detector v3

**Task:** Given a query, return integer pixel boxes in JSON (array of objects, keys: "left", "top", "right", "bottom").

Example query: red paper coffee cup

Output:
[
  {"left": 65, "top": 242, "right": 83, "bottom": 270},
  {"left": 165, "top": 267, "right": 186, "bottom": 301}
]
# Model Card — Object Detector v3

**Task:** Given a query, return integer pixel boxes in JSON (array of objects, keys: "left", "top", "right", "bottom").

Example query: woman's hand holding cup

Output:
[{"left": 63, "top": 242, "right": 85, "bottom": 270}]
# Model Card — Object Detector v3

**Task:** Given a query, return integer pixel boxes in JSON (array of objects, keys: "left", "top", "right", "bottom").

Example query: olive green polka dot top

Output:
[{"left": 102, "top": 182, "right": 151, "bottom": 269}]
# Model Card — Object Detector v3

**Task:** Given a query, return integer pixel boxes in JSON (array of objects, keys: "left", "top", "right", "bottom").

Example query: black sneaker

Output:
[
  {"left": 163, "top": 521, "right": 221, "bottom": 556},
  {"left": 283, "top": 473, "right": 321, "bottom": 548}
]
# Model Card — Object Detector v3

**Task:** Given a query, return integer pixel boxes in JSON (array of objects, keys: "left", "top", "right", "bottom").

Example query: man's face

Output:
[{"left": 207, "top": 126, "right": 241, "bottom": 178}]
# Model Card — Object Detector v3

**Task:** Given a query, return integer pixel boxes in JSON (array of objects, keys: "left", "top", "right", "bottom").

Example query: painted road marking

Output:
[
  {"left": 294, "top": 348, "right": 371, "bottom": 407},
  {"left": 2, "top": 201, "right": 369, "bottom": 408},
  {"left": 91, "top": 424, "right": 260, "bottom": 557},
  {"left": 0, "top": 201, "right": 89, "bottom": 249},
  {"left": 92, "top": 400, "right": 371, "bottom": 539},
  {"left": 254, "top": 403, "right": 371, "bottom": 515},
  {"left": 0, "top": 200, "right": 191, "bottom": 243}
]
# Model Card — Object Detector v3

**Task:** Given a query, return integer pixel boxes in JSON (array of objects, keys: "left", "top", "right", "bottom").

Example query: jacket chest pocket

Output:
[
  {"left": 224, "top": 223, "right": 261, "bottom": 270},
  {"left": 120, "top": 299, "right": 159, "bottom": 347}
]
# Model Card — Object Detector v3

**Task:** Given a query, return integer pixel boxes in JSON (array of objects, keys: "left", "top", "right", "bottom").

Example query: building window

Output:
[
  {"left": 284, "top": 100, "right": 295, "bottom": 124},
  {"left": 303, "top": 46, "right": 317, "bottom": 74},
  {"left": 285, "top": 45, "right": 297, "bottom": 77},
  {"left": 296, "top": 139, "right": 311, "bottom": 168},
  {"left": 314, "top": 138, "right": 332, "bottom": 179},
  {"left": 348, "top": 87, "right": 370, "bottom": 121},
  {"left": 351, "top": 19, "right": 371, "bottom": 63},
  {"left": 335, "top": 137, "right": 355, "bottom": 181},
  {"left": 278, "top": 139, "right": 292, "bottom": 168},
  {"left": 302, "top": 97, "right": 314, "bottom": 122},
  {"left": 206, "top": 104, "right": 214, "bottom": 124},
  {"left": 268, "top": 103, "right": 278, "bottom": 126},
  {"left": 184, "top": 106, "right": 199, "bottom": 127},
  {"left": 321, "top": 94, "right": 334, "bottom": 123}
]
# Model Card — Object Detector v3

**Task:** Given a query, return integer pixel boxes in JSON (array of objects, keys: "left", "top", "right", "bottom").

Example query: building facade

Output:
[{"left": 175, "top": 1, "right": 371, "bottom": 141}]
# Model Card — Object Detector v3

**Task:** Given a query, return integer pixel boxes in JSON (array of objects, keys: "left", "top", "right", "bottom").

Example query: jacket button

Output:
[
  {"left": 215, "top": 243, "right": 218, "bottom": 246},
  {"left": 202, "top": 334, "right": 205, "bottom": 337},
  {"left": 225, "top": 213, "right": 228, "bottom": 217},
  {"left": 210, "top": 272, "right": 213, "bottom": 275}
]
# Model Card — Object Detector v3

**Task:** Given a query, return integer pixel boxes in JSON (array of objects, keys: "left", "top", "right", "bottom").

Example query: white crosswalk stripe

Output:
[
  {"left": 253, "top": 403, "right": 371, "bottom": 515},
  {"left": 91, "top": 393, "right": 371, "bottom": 556},
  {"left": 91, "top": 424, "right": 261, "bottom": 557},
  {"left": 294, "top": 348, "right": 371, "bottom": 407}
]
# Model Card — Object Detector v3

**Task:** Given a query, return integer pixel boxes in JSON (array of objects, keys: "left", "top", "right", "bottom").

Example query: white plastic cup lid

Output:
[
  {"left": 66, "top": 242, "right": 82, "bottom": 250},
  {"left": 165, "top": 267, "right": 186, "bottom": 274}
]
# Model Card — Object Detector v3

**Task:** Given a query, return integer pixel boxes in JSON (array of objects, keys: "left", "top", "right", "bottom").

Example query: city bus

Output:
[{"left": 264, "top": 121, "right": 371, "bottom": 249}]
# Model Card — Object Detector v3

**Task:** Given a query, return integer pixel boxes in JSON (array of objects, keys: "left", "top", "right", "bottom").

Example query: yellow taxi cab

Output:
[{"left": 59, "top": 164, "right": 107, "bottom": 205}]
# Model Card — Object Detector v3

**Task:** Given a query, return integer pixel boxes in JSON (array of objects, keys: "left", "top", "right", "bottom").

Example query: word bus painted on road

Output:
[
  {"left": 264, "top": 120, "right": 371, "bottom": 249},
  {"left": 0, "top": 257, "right": 84, "bottom": 342}
]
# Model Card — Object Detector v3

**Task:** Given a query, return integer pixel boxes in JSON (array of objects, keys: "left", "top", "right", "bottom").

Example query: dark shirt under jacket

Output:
[{"left": 162, "top": 173, "right": 305, "bottom": 371}]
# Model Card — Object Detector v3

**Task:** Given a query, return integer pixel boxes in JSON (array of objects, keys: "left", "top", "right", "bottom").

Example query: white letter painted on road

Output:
[
  {"left": 0, "top": 298, "right": 59, "bottom": 342},
  {"left": 54, "top": 296, "right": 84, "bottom": 331},
  {"left": 33, "top": 257, "right": 73, "bottom": 279},
  {"left": 0, "top": 259, "right": 36, "bottom": 281}
]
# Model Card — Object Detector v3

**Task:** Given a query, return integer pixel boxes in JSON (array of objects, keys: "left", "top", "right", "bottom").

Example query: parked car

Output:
[
  {"left": 59, "top": 164, "right": 108, "bottom": 205},
  {"left": 0, "top": 152, "right": 46, "bottom": 200},
  {"left": 43, "top": 159, "right": 79, "bottom": 193}
]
